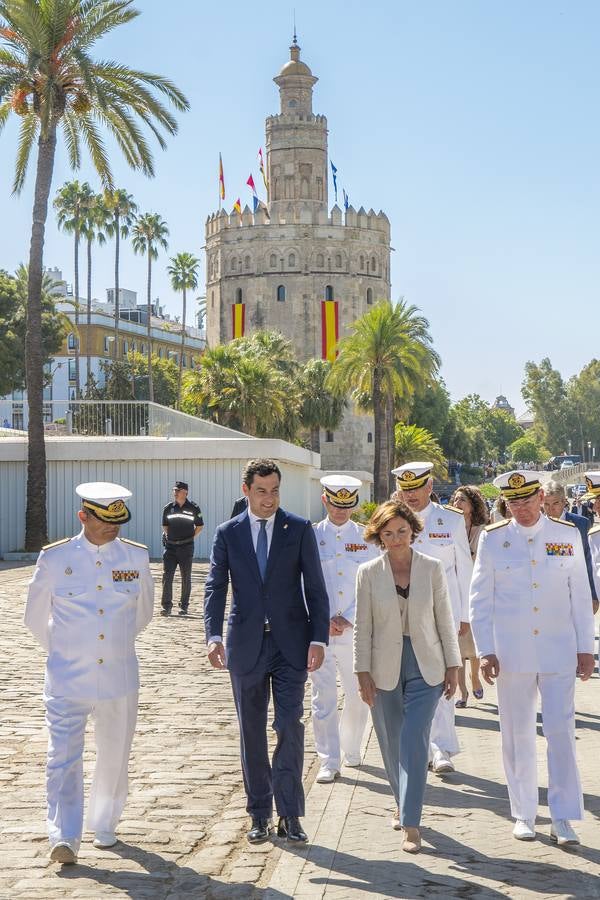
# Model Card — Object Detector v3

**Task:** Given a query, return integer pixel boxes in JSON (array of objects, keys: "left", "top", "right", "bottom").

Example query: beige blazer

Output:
[{"left": 353, "top": 550, "right": 462, "bottom": 689}]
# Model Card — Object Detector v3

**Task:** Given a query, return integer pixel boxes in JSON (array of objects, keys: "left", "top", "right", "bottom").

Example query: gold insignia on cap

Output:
[
  {"left": 108, "top": 500, "right": 125, "bottom": 515},
  {"left": 337, "top": 488, "right": 351, "bottom": 499},
  {"left": 508, "top": 473, "right": 526, "bottom": 489},
  {"left": 586, "top": 477, "right": 593, "bottom": 491},
  {"left": 403, "top": 471, "right": 416, "bottom": 481}
]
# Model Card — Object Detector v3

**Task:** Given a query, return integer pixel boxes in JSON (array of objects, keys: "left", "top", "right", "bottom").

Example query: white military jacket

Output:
[
  {"left": 25, "top": 530, "right": 155, "bottom": 700},
  {"left": 589, "top": 524, "right": 600, "bottom": 599},
  {"left": 469, "top": 515, "right": 595, "bottom": 674},
  {"left": 313, "top": 518, "right": 379, "bottom": 622},
  {"left": 412, "top": 502, "right": 472, "bottom": 626}
]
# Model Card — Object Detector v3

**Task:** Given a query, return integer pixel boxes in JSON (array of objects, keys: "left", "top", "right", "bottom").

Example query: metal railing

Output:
[{"left": 0, "top": 400, "right": 247, "bottom": 439}]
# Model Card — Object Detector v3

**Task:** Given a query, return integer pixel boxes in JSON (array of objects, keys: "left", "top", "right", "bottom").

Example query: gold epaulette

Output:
[
  {"left": 549, "top": 517, "right": 575, "bottom": 527},
  {"left": 42, "top": 537, "right": 70, "bottom": 551},
  {"left": 119, "top": 537, "right": 148, "bottom": 549},
  {"left": 445, "top": 505, "right": 464, "bottom": 515},
  {"left": 484, "top": 519, "right": 510, "bottom": 532},
  {"left": 589, "top": 524, "right": 600, "bottom": 537}
]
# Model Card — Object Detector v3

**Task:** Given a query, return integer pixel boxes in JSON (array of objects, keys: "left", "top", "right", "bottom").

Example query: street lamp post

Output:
[{"left": 587, "top": 441, "right": 592, "bottom": 463}]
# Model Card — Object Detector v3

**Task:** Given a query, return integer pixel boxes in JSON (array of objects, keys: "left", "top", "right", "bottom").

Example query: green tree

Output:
[
  {"left": 167, "top": 252, "right": 200, "bottom": 408},
  {"left": 0, "top": 0, "right": 189, "bottom": 549},
  {"left": 566, "top": 360, "right": 600, "bottom": 461},
  {"left": 329, "top": 300, "right": 440, "bottom": 501},
  {"left": 0, "top": 267, "right": 68, "bottom": 396},
  {"left": 485, "top": 409, "right": 523, "bottom": 461},
  {"left": 408, "top": 379, "right": 451, "bottom": 441},
  {"left": 103, "top": 188, "right": 138, "bottom": 359},
  {"left": 508, "top": 435, "right": 547, "bottom": 464},
  {"left": 101, "top": 351, "right": 178, "bottom": 407},
  {"left": 440, "top": 407, "right": 479, "bottom": 464},
  {"left": 299, "top": 358, "right": 346, "bottom": 453},
  {"left": 521, "top": 358, "right": 570, "bottom": 453},
  {"left": 54, "top": 179, "right": 94, "bottom": 397},
  {"left": 132, "top": 213, "right": 169, "bottom": 403},
  {"left": 394, "top": 423, "right": 448, "bottom": 480},
  {"left": 82, "top": 192, "right": 109, "bottom": 385}
]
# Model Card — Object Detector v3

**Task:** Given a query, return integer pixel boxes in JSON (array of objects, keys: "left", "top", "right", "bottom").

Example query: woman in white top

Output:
[{"left": 354, "top": 500, "right": 461, "bottom": 854}]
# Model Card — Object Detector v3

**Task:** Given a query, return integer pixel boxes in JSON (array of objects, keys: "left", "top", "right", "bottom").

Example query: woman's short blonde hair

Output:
[{"left": 364, "top": 499, "right": 423, "bottom": 547}]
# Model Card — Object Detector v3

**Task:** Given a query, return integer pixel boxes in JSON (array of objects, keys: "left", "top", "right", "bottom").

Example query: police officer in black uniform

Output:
[{"left": 161, "top": 481, "right": 204, "bottom": 616}]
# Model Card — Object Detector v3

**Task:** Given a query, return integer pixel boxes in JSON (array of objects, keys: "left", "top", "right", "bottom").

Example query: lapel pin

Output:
[
  {"left": 503, "top": 541, "right": 510, "bottom": 548},
  {"left": 64, "top": 567, "right": 72, "bottom": 575},
  {"left": 283, "top": 523, "right": 288, "bottom": 530},
  {"left": 437, "top": 518, "right": 443, "bottom": 525}
]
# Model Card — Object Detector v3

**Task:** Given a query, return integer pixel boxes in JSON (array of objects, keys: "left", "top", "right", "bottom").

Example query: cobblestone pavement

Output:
[{"left": 1, "top": 560, "right": 599, "bottom": 899}]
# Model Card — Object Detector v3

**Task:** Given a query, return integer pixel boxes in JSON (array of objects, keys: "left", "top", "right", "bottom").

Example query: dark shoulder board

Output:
[
  {"left": 42, "top": 537, "right": 70, "bottom": 551},
  {"left": 549, "top": 517, "right": 575, "bottom": 528},
  {"left": 484, "top": 520, "right": 510, "bottom": 532},
  {"left": 589, "top": 524, "right": 600, "bottom": 536},
  {"left": 120, "top": 537, "right": 148, "bottom": 549},
  {"left": 445, "top": 505, "right": 464, "bottom": 515}
]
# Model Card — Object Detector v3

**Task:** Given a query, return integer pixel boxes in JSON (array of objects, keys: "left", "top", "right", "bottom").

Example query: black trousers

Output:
[
  {"left": 230, "top": 632, "right": 307, "bottom": 818},
  {"left": 161, "top": 543, "right": 194, "bottom": 611}
]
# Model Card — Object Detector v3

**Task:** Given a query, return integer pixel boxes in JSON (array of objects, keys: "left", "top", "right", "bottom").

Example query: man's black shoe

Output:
[
  {"left": 247, "top": 817, "right": 273, "bottom": 844},
  {"left": 277, "top": 816, "right": 308, "bottom": 842},
  {"left": 160, "top": 608, "right": 171, "bottom": 617},
  {"left": 178, "top": 608, "right": 188, "bottom": 616}
]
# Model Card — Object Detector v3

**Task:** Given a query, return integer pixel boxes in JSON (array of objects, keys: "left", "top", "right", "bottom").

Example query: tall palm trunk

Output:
[
  {"left": 113, "top": 212, "right": 120, "bottom": 360},
  {"left": 73, "top": 229, "right": 81, "bottom": 399},
  {"left": 25, "top": 127, "right": 57, "bottom": 550},
  {"left": 373, "top": 369, "right": 389, "bottom": 502},
  {"left": 86, "top": 235, "right": 92, "bottom": 386},
  {"left": 310, "top": 426, "right": 321, "bottom": 453},
  {"left": 146, "top": 252, "right": 154, "bottom": 402},
  {"left": 177, "top": 285, "right": 186, "bottom": 409},
  {"left": 386, "top": 394, "right": 396, "bottom": 496}
]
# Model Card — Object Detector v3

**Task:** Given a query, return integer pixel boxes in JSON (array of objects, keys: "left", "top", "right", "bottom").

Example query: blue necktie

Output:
[{"left": 256, "top": 519, "right": 268, "bottom": 581}]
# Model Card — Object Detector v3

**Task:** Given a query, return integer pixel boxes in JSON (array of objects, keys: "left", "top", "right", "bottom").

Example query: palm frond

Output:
[
  {"left": 61, "top": 109, "right": 81, "bottom": 170},
  {"left": 77, "top": 113, "right": 113, "bottom": 188},
  {"left": 12, "top": 110, "right": 39, "bottom": 193}
]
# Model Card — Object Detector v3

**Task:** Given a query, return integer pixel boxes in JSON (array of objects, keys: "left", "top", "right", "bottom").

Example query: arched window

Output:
[
  {"left": 367, "top": 432, "right": 373, "bottom": 443},
  {"left": 270, "top": 253, "right": 277, "bottom": 268},
  {"left": 316, "top": 253, "right": 324, "bottom": 267},
  {"left": 288, "top": 252, "right": 296, "bottom": 267},
  {"left": 67, "top": 332, "right": 77, "bottom": 350},
  {"left": 288, "top": 98, "right": 298, "bottom": 108},
  {"left": 335, "top": 253, "right": 342, "bottom": 268},
  {"left": 235, "top": 288, "right": 243, "bottom": 304},
  {"left": 371, "top": 255, "right": 376, "bottom": 272},
  {"left": 325, "top": 430, "right": 334, "bottom": 443},
  {"left": 359, "top": 255, "right": 364, "bottom": 270},
  {"left": 211, "top": 290, "right": 215, "bottom": 308},
  {"left": 244, "top": 255, "right": 251, "bottom": 270},
  {"left": 158, "top": 347, "right": 163, "bottom": 359},
  {"left": 231, "top": 257, "right": 237, "bottom": 272},
  {"left": 366, "top": 287, "right": 373, "bottom": 306},
  {"left": 325, "top": 285, "right": 334, "bottom": 301},
  {"left": 277, "top": 285, "right": 286, "bottom": 302}
]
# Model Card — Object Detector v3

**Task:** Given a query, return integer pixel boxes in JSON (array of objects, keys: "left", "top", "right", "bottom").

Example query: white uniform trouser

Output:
[
  {"left": 45, "top": 692, "right": 138, "bottom": 851},
  {"left": 496, "top": 672, "right": 584, "bottom": 822},
  {"left": 430, "top": 693, "right": 460, "bottom": 758},
  {"left": 310, "top": 629, "right": 368, "bottom": 770}
]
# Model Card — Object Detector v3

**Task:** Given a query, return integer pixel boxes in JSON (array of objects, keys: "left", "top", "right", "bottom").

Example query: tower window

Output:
[
  {"left": 244, "top": 255, "right": 251, "bottom": 270},
  {"left": 288, "top": 252, "right": 296, "bottom": 267},
  {"left": 211, "top": 290, "right": 215, "bottom": 308},
  {"left": 325, "top": 285, "right": 334, "bottom": 301},
  {"left": 325, "top": 430, "right": 334, "bottom": 443},
  {"left": 371, "top": 256, "right": 376, "bottom": 272},
  {"left": 277, "top": 285, "right": 286, "bottom": 302},
  {"left": 235, "top": 288, "right": 243, "bottom": 304},
  {"left": 316, "top": 253, "right": 324, "bottom": 268},
  {"left": 359, "top": 255, "right": 364, "bottom": 270},
  {"left": 270, "top": 253, "right": 277, "bottom": 268},
  {"left": 335, "top": 253, "right": 342, "bottom": 268},
  {"left": 288, "top": 99, "right": 298, "bottom": 108},
  {"left": 366, "top": 288, "right": 373, "bottom": 306},
  {"left": 231, "top": 257, "right": 237, "bottom": 272},
  {"left": 367, "top": 432, "right": 373, "bottom": 443}
]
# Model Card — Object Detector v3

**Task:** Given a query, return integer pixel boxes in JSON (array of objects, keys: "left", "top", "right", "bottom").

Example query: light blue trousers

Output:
[{"left": 370, "top": 636, "right": 443, "bottom": 827}]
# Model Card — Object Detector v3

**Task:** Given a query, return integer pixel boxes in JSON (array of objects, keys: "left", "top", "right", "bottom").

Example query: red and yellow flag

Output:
[
  {"left": 258, "top": 147, "right": 268, "bottom": 195},
  {"left": 321, "top": 300, "right": 339, "bottom": 362},
  {"left": 232, "top": 303, "right": 245, "bottom": 339},
  {"left": 219, "top": 153, "right": 225, "bottom": 200},
  {"left": 233, "top": 198, "right": 242, "bottom": 218}
]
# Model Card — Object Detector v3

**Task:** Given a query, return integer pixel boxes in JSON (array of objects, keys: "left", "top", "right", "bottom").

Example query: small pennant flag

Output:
[
  {"left": 252, "top": 195, "right": 260, "bottom": 213},
  {"left": 233, "top": 198, "right": 242, "bottom": 219},
  {"left": 331, "top": 161, "right": 338, "bottom": 202},
  {"left": 247, "top": 173, "right": 257, "bottom": 194},
  {"left": 343, "top": 189, "right": 349, "bottom": 211},
  {"left": 219, "top": 153, "right": 225, "bottom": 200},
  {"left": 258, "top": 148, "right": 268, "bottom": 193}
]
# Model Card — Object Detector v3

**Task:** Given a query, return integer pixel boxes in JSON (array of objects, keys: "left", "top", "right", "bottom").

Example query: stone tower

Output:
[{"left": 205, "top": 38, "right": 391, "bottom": 472}]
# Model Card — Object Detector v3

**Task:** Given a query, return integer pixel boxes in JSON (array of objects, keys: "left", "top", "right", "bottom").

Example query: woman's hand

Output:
[
  {"left": 357, "top": 672, "right": 377, "bottom": 707},
  {"left": 444, "top": 666, "right": 459, "bottom": 700}
]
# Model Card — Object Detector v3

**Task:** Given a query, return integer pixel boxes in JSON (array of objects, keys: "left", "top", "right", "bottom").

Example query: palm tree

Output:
[
  {"left": 196, "top": 296, "right": 207, "bottom": 333},
  {"left": 104, "top": 189, "right": 138, "bottom": 359},
  {"left": 82, "top": 193, "right": 109, "bottom": 384},
  {"left": 167, "top": 252, "right": 200, "bottom": 408},
  {"left": 394, "top": 423, "right": 448, "bottom": 480},
  {"left": 329, "top": 300, "right": 440, "bottom": 502},
  {"left": 54, "top": 180, "right": 94, "bottom": 398},
  {"left": 299, "top": 358, "right": 346, "bottom": 453},
  {"left": 131, "top": 213, "right": 169, "bottom": 402},
  {"left": 0, "top": 0, "right": 189, "bottom": 550}
]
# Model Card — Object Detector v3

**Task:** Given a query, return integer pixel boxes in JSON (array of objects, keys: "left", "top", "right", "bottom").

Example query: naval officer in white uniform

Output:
[
  {"left": 392, "top": 462, "right": 472, "bottom": 774},
  {"left": 470, "top": 470, "right": 595, "bottom": 845},
  {"left": 310, "top": 476, "right": 379, "bottom": 782},
  {"left": 25, "top": 483, "right": 155, "bottom": 865}
]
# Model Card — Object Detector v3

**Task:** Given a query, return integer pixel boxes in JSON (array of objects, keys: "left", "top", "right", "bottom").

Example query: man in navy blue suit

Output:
[
  {"left": 204, "top": 458, "right": 330, "bottom": 844},
  {"left": 544, "top": 482, "right": 598, "bottom": 612}
]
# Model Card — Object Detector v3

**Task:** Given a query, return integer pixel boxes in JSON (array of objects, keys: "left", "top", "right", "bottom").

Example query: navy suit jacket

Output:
[
  {"left": 204, "top": 507, "right": 330, "bottom": 675},
  {"left": 564, "top": 511, "right": 597, "bottom": 602}
]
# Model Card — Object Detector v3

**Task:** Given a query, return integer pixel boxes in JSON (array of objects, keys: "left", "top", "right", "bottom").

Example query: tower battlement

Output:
[{"left": 205, "top": 204, "right": 390, "bottom": 238}]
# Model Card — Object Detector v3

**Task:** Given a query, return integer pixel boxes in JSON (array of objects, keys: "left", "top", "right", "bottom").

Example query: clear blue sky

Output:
[{"left": 1, "top": 0, "right": 599, "bottom": 413}]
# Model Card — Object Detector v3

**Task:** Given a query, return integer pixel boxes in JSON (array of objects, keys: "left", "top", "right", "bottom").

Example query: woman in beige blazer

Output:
[{"left": 354, "top": 500, "right": 461, "bottom": 853}]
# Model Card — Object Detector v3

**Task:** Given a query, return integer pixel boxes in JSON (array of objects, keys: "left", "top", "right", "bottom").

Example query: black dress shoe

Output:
[
  {"left": 277, "top": 816, "right": 308, "bottom": 842},
  {"left": 247, "top": 817, "right": 273, "bottom": 844},
  {"left": 160, "top": 608, "right": 171, "bottom": 617}
]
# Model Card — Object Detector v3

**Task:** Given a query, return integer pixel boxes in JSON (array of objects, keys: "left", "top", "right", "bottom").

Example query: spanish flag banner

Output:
[
  {"left": 233, "top": 198, "right": 242, "bottom": 218},
  {"left": 321, "top": 300, "right": 339, "bottom": 362},
  {"left": 232, "top": 302, "right": 245, "bottom": 339},
  {"left": 219, "top": 153, "right": 225, "bottom": 201}
]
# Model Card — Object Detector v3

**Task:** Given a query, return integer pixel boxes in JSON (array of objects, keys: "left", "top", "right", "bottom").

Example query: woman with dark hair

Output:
[
  {"left": 450, "top": 486, "right": 489, "bottom": 706},
  {"left": 353, "top": 500, "right": 461, "bottom": 853}
]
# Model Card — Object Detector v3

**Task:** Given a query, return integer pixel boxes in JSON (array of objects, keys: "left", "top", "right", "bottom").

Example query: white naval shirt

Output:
[
  {"left": 469, "top": 515, "right": 595, "bottom": 674},
  {"left": 313, "top": 518, "right": 379, "bottom": 622},
  {"left": 589, "top": 524, "right": 600, "bottom": 599},
  {"left": 25, "top": 530, "right": 155, "bottom": 700},
  {"left": 412, "top": 502, "right": 472, "bottom": 625}
]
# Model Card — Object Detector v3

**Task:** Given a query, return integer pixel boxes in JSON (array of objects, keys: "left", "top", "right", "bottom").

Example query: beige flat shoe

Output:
[{"left": 402, "top": 826, "right": 421, "bottom": 854}]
